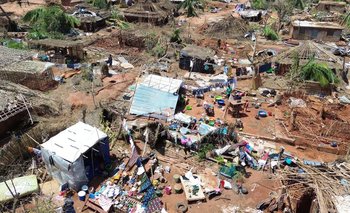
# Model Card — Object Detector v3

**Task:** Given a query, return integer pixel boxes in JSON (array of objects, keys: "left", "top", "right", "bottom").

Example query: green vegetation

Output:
[
  {"left": 144, "top": 32, "right": 166, "bottom": 58},
  {"left": 197, "top": 143, "right": 214, "bottom": 160},
  {"left": 273, "top": 0, "right": 293, "bottom": 30},
  {"left": 179, "top": 0, "right": 205, "bottom": 17},
  {"left": 342, "top": 13, "right": 350, "bottom": 28},
  {"left": 262, "top": 25, "right": 279, "bottom": 40},
  {"left": 0, "top": 39, "right": 27, "bottom": 49},
  {"left": 150, "top": 42, "right": 166, "bottom": 58},
  {"left": 23, "top": 5, "right": 79, "bottom": 39},
  {"left": 170, "top": 28, "right": 182, "bottom": 44},
  {"left": 88, "top": 0, "right": 110, "bottom": 9},
  {"left": 144, "top": 32, "right": 158, "bottom": 51},
  {"left": 215, "top": 156, "right": 225, "bottom": 164},
  {"left": 110, "top": 9, "right": 130, "bottom": 29},
  {"left": 301, "top": 59, "right": 339, "bottom": 87},
  {"left": 294, "top": 0, "right": 305, "bottom": 10},
  {"left": 251, "top": 0, "right": 268, "bottom": 10}
]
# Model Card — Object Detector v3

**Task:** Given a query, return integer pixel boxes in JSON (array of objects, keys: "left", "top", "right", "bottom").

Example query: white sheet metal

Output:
[
  {"left": 41, "top": 122, "right": 107, "bottom": 163},
  {"left": 140, "top": 74, "right": 183, "bottom": 93}
]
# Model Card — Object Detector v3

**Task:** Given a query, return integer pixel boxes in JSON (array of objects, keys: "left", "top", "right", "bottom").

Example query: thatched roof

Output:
[
  {"left": 204, "top": 15, "right": 248, "bottom": 39},
  {"left": 180, "top": 45, "right": 215, "bottom": 60},
  {"left": 0, "top": 61, "right": 54, "bottom": 74},
  {"left": 275, "top": 41, "right": 343, "bottom": 69},
  {"left": 0, "top": 46, "right": 34, "bottom": 69},
  {"left": 28, "top": 38, "right": 95, "bottom": 49},
  {"left": 123, "top": 0, "right": 175, "bottom": 20}
]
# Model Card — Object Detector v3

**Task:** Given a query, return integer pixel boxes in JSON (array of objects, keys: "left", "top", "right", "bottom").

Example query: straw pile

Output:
[{"left": 205, "top": 16, "right": 249, "bottom": 39}]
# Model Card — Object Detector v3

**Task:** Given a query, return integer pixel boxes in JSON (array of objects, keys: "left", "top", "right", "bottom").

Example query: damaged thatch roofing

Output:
[
  {"left": 28, "top": 38, "right": 95, "bottom": 48},
  {"left": 0, "top": 80, "right": 34, "bottom": 111},
  {"left": 275, "top": 41, "right": 343, "bottom": 69},
  {"left": 123, "top": 0, "right": 175, "bottom": 19},
  {"left": 181, "top": 45, "right": 215, "bottom": 60},
  {"left": 0, "top": 61, "right": 54, "bottom": 74},
  {"left": 205, "top": 15, "right": 248, "bottom": 39},
  {"left": 0, "top": 46, "right": 34, "bottom": 69}
]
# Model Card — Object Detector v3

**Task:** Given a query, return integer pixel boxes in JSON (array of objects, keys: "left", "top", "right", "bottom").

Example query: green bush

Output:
[
  {"left": 23, "top": 6, "right": 79, "bottom": 39},
  {"left": 144, "top": 32, "right": 158, "bottom": 51},
  {"left": 197, "top": 143, "right": 214, "bottom": 160},
  {"left": 150, "top": 43, "right": 166, "bottom": 58},
  {"left": 263, "top": 25, "right": 279, "bottom": 40},
  {"left": 170, "top": 28, "right": 182, "bottom": 44},
  {"left": 251, "top": 0, "right": 267, "bottom": 10},
  {"left": 1, "top": 40, "right": 27, "bottom": 49}
]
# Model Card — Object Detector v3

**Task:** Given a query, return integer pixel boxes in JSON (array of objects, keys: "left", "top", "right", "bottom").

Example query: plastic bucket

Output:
[
  {"left": 89, "top": 193, "right": 96, "bottom": 199},
  {"left": 173, "top": 174, "right": 180, "bottom": 183},
  {"left": 81, "top": 185, "right": 88, "bottom": 192},
  {"left": 164, "top": 186, "right": 171, "bottom": 195},
  {"left": 78, "top": 191, "right": 86, "bottom": 201},
  {"left": 174, "top": 184, "right": 182, "bottom": 194}
]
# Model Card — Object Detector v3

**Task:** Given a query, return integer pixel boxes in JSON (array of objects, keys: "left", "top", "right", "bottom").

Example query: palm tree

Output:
[
  {"left": 23, "top": 5, "right": 79, "bottom": 36},
  {"left": 301, "top": 59, "right": 339, "bottom": 87},
  {"left": 179, "top": 0, "right": 205, "bottom": 17}
]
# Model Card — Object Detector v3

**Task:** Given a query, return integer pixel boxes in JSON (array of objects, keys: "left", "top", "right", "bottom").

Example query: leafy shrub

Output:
[{"left": 263, "top": 25, "right": 279, "bottom": 40}]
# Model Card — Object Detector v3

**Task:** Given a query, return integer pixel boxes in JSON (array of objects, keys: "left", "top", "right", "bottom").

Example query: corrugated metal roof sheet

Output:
[
  {"left": 41, "top": 122, "right": 107, "bottom": 163},
  {"left": 141, "top": 74, "right": 183, "bottom": 93},
  {"left": 130, "top": 75, "right": 182, "bottom": 116},
  {"left": 129, "top": 85, "right": 180, "bottom": 116},
  {"left": 292, "top": 20, "right": 344, "bottom": 30}
]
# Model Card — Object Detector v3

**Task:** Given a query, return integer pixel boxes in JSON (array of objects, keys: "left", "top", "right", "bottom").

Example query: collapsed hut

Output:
[
  {"left": 122, "top": 0, "right": 176, "bottom": 25},
  {"left": 179, "top": 45, "right": 216, "bottom": 73},
  {"left": 0, "top": 87, "right": 32, "bottom": 137},
  {"left": 281, "top": 161, "right": 350, "bottom": 213},
  {"left": 204, "top": 15, "right": 248, "bottom": 39},
  {"left": 71, "top": 5, "right": 110, "bottom": 32},
  {"left": 275, "top": 41, "right": 343, "bottom": 74},
  {"left": 274, "top": 41, "right": 343, "bottom": 95},
  {"left": 0, "top": 46, "right": 57, "bottom": 91}
]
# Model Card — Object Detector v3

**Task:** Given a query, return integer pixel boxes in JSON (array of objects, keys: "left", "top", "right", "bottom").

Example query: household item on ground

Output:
[
  {"left": 82, "top": 185, "right": 88, "bottom": 192},
  {"left": 180, "top": 175, "right": 206, "bottom": 202},
  {"left": 217, "top": 99, "right": 225, "bottom": 106},
  {"left": 215, "top": 95, "right": 223, "bottom": 100},
  {"left": 78, "top": 191, "right": 86, "bottom": 201},
  {"left": 164, "top": 186, "right": 171, "bottom": 195},
  {"left": 0, "top": 175, "right": 39, "bottom": 203},
  {"left": 206, "top": 189, "right": 221, "bottom": 199},
  {"left": 173, "top": 174, "right": 180, "bottom": 183},
  {"left": 219, "top": 165, "right": 236, "bottom": 178},
  {"left": 258, "top": 110, "right": 267, "bottom": 117},
  {"left": 174, "top": 184, "right": 182, "bottom": 194},
  {"left": 176, "top": 202, "right": 188, "bottom": 213}
]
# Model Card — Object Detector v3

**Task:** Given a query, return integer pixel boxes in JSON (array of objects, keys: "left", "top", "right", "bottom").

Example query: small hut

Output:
[
  {"left": 122, "top": 0, "right": 175, "bottom": 25},
  {"left": 71, "top": 6, "right": 110, "bottom": 32},
  {"left": 275, "top": 41, "right": 343, "bottom": 75},
  {"left": 179, "top": 45, "right": 216, "bottom": 74},
  {"left": 28, "top": 38, "right": 95, "bottom": 62}
]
